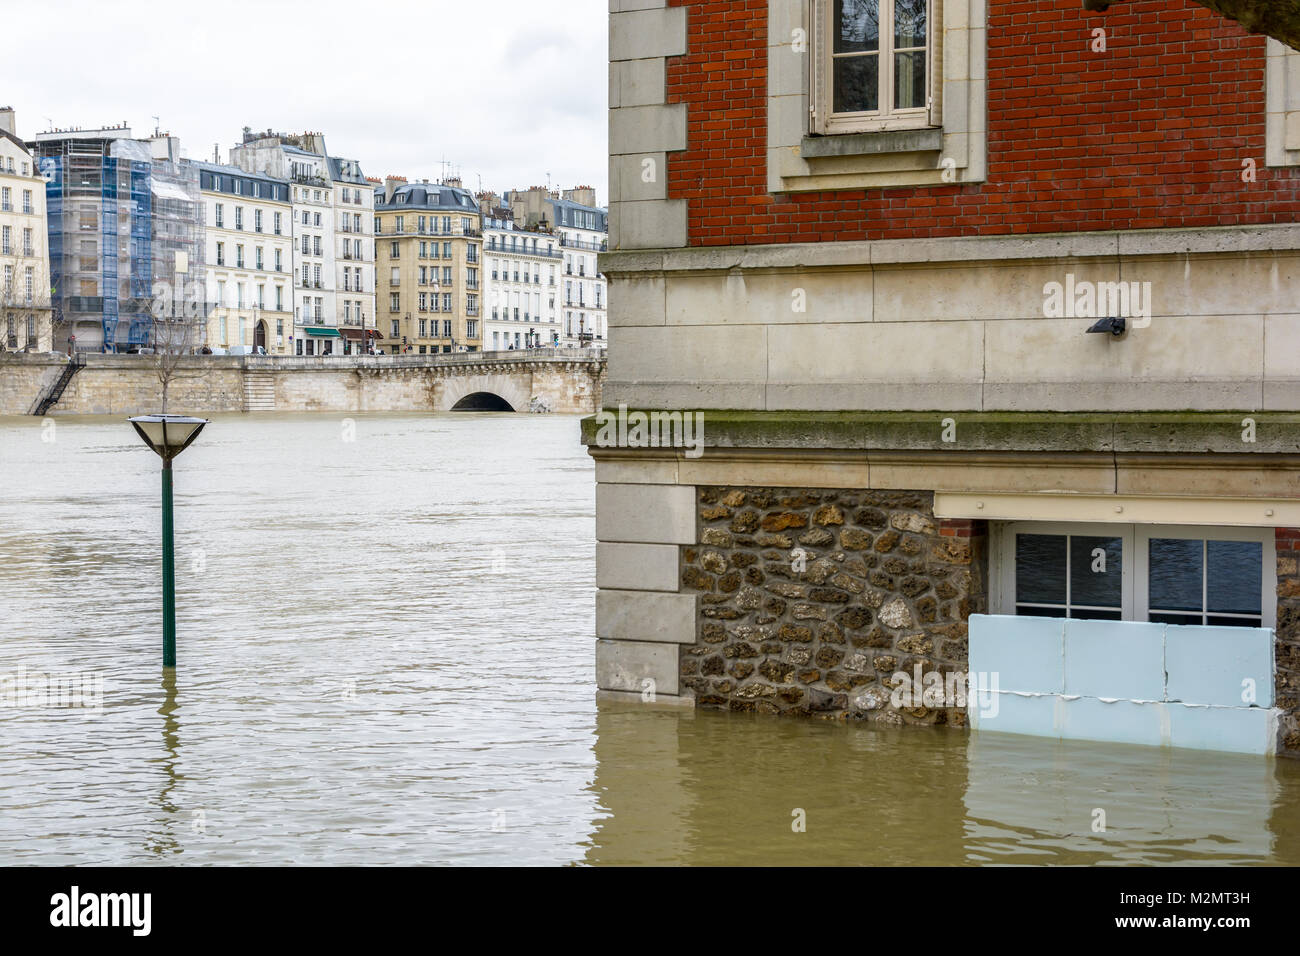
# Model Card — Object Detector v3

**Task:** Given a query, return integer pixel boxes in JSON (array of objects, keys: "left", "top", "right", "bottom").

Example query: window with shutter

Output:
[{"left": 770, "top": 0, "right": 983, "bottom": 192}]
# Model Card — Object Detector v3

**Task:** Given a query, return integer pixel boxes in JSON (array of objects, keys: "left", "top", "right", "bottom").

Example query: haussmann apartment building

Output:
[
  {"left": 0, "top": 107, "right": 52, "bottom": 353},
  {"left": 373, "top": 176, "right": 483, "bottom": 354}
]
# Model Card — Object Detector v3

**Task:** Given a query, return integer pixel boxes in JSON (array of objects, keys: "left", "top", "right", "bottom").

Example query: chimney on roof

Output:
[
  {"left": 563, "top": 186, "right": 596, "bottom": 207},
  {"left": 384, "top": 175, "right": 405, "bottom": 202},
  {"left": 0, "top": 107, "right": 14, "bottom": 135}
]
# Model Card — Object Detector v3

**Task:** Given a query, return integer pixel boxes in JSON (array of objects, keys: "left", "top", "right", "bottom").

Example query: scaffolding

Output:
[{"left": 33, "top": 131, "right": 205, "bottom": 352}]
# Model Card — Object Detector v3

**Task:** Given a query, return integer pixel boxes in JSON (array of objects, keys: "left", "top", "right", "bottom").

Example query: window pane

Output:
[
  {"left": 1070, "top": 535, "right": 1122, "bottom": 609},
  {"left": 833, "top": 55, "right": 879, "bottom": 113},
  {"left": 1070, "top": 608, "right": 1123, "bottom": 621},
  {"left": 894, "top": 0, "right": 926, "bottom": 46},
  {"left": 1149, "top": 611, "right": 1202, "bottom": 626},
  {"left": 1149, "top": 538, "right": 1203, "bottom": 614},
  {"left": 1017, "top": 605, "right": 1066, "bottom": 619},
  {"left": 1206, "top": 540, "right": 1262, "bottom": 616},
  {"left": 835, "top": 0, "right": 880, "bottom": 53},
  {"left": 1016, "top": 534, "right": 1066, "bottom": 606},
  {"left": 1206, "top": 615, "right": 1263, "bottom": 629},
  {"left": 894, "top": 51, "right": 926, "bottom": 109}
]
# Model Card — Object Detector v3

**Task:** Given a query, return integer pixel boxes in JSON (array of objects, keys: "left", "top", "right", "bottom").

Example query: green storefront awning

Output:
[{"left": 305, "top": 328, "right": 341, "bottom": 337}]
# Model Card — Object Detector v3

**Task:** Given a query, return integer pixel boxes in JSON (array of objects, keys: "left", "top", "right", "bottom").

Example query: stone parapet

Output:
[{"left": 0, "top": 351, "right": 606, "bottom": 416}]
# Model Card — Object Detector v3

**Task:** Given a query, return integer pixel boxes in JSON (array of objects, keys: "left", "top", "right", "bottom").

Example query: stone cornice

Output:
[
  {"left": 581, "top": 410, "right": 1300, "bottom": 455},
  {"left": 599, "top": 223, "right": 1300, "bottom": 275}
]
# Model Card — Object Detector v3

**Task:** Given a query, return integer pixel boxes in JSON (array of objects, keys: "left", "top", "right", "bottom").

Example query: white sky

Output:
[{"left": 3, "top": 0, "right": 609, "bottom": 203}]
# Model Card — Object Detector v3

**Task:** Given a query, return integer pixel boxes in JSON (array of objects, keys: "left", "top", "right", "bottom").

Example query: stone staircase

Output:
[{"left": 242, "top": 371, "right": 276, "bottom": 412}]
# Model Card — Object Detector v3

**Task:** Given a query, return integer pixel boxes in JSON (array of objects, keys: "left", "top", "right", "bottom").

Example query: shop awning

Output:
[
  {"left": 340, "top": 328, "right": 382, "bottom": 340},
  {"left": 305, "top": 328, "right": 341, "bottom": 337}
]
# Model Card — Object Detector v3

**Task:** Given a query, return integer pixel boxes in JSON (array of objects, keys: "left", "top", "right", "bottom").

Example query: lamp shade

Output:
[{"left": 128, "top": 415, "right": 210, "bottom": 461}]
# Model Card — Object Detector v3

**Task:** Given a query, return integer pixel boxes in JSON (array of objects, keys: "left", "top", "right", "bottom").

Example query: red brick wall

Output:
[{"left": 665, "top": 0, "right": 1300, "bottom": 245}]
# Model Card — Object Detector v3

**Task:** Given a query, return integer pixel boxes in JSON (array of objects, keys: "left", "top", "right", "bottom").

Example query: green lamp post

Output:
[{"left": 128, "top": 415, "right": 209, "bottom": 668}]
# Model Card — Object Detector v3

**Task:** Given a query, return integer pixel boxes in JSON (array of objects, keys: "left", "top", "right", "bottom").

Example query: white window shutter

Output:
[
  {"left": 810, "top": 0, "right": 827, "bottom": 133},
  {"left": 929, "top": 0, "right": 944, "bottom": 128}
]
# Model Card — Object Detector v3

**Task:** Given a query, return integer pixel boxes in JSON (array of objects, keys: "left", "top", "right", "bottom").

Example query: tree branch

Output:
[{"left": 1084, "top": 0, "right": 1300, "bottom": 51}]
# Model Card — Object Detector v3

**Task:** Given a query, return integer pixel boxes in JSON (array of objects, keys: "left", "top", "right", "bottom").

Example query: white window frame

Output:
[
  {"left": 811, "top": 0, "right": 938, "bottom": 135},
  {"left": 992, "top": 522, "right": 1276, "bottom": 628},
  {"left": 1134, "top": 525, "right": 1276, "bottom": 629}
]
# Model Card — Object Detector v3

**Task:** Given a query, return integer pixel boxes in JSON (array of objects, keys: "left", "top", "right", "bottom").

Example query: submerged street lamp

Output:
[{"left": 128, "top": 415, "right": 210, "bottom": 669}]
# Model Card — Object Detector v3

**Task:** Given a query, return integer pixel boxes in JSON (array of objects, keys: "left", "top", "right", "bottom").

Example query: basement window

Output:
[{"left": 995, "top": 523, "right": 1275, "bottom": 629}]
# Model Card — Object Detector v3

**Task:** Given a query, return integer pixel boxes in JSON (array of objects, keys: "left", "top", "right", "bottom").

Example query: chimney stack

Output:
[
  {"left": 384, "top": 175, "right": 406, "bottom": 202},
  {"left": 0, "top": 107, "right": 15, "bottom": 136}
]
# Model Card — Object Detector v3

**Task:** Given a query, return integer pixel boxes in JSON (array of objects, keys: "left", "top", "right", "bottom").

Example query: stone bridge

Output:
[
  {"left": 425, "top": 349, "right": 606, "bottom": 412},
  {"left": 344, "top": 348, "right": 607, "bottom": 414},
  {"left": 0, "top": 348, "right": 607, "bottom": 416}
]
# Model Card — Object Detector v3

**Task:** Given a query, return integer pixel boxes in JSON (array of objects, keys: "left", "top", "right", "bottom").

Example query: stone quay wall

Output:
[
  {"left": 0, "top": 351, "right": 605, "bottom": 417},
  {"left": 679, "top": 486, "right": 989, "bottom": 726}
]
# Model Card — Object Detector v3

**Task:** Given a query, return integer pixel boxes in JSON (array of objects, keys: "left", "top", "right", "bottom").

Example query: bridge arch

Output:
[
  {"left": 438, "top": 371, "right": 532, "bottom": 412},
  {"left": 451, "top": 391, "right": 515, "bottom": 411}
]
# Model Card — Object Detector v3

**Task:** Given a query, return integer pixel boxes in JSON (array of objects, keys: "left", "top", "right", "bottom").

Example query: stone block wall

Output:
[
  {"left": 0, "top": 355, "right": 59, "bottom": 415},
  {"left": 678, "top": 486, "right": 988, "bottom": 725},
  {"left": 56, "top": 359, "right": 245, "bottom": 416}
]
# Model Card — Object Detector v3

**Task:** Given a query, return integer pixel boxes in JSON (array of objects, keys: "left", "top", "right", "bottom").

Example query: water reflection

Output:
[
  {"left": 146, "top": 672, "right": 182, "bottom": 859},
  {"left": 583, "top": 705, "right": 1300, "bottom": 866}
]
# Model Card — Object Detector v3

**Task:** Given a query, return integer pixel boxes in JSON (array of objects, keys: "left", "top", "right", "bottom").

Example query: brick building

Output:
[{"left": 589, "top": 0, "right": 1300, "bottom": 756}]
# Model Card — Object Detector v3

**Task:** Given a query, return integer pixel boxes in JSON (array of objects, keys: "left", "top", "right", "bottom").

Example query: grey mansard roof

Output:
[{"left": 374, "top": 182, "right": 479, "bottom": 213}]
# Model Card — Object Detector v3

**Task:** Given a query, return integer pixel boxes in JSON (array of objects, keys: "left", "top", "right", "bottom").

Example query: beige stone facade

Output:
[
  {"left": 0, "top": 110, "right": 52, "bottom": 354},
  {"left": 599, "top": 225, "right": 1300, "bottom": 412},
  {"left": 196, "top": 162, "right": 294, "bottom": 354},
  {"left": 374, "top": 178, "right": 483, "bottom": 354}
]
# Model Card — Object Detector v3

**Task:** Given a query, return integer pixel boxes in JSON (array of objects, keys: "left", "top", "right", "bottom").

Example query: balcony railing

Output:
[
  {"left": 559, "top": 235, "right": 608, "bottom": 252},
  {"left": 485, "top": 241, "right": 563, "bottom": 260},
  {"left": 377, "top": 224, "right": 482, "bottom": 240}
]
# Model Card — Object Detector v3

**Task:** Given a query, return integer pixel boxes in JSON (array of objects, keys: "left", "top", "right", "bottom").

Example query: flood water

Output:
[{"left": 0, "top": 412, "right": 1298, "bottom": 866}]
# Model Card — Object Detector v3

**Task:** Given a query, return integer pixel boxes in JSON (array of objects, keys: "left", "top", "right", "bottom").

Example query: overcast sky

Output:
[{"left": 4, "top": 0, "right": 608, "bottom": 203}]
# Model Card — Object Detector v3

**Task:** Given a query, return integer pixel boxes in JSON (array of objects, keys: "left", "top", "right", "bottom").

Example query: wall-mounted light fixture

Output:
[{"left": 1085, "top": 316, "right": 1126, "bottom": 336}]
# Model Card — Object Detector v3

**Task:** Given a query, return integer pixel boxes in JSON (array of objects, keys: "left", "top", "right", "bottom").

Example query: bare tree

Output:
[
  {"left": 149, "top": 275, "right": 207, "bottom": 413},
  {"left": 0, "top": 272, "right": 50, "bottom": 353}
]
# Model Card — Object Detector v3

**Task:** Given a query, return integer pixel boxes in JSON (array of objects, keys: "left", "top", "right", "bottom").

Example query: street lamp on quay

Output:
[{"left": 128, "top": 415, "right": 210, "bottom": 669}]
